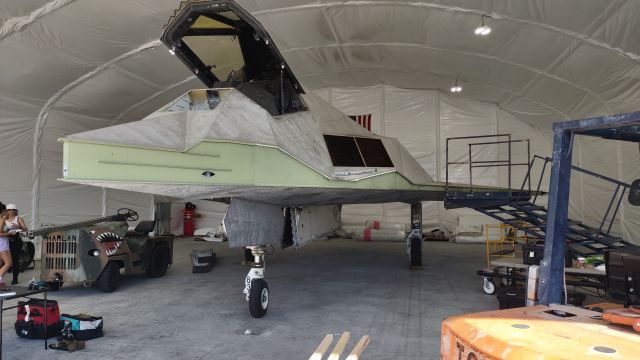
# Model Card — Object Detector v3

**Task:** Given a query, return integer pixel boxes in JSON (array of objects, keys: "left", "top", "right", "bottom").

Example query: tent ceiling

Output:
[
  {"left": 242, "top": 0, "right": 640, "bottom": 126},
  {"left": 1, "top": 0, "right": 639, "bottom": 133}
]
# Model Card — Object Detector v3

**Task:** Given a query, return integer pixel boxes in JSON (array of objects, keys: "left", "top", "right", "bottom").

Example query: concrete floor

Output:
[{"left": 3, "top": 238, "right": 497, "bottom": 360}]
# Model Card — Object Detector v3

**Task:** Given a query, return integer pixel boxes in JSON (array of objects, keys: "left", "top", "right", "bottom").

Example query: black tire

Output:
[
  {"left": 146, "top": 243, "right": 169, "bottom": 278},
  {"left": 409, "top": 235, "right": 422, "bottom": 269},
  {"left": 19, "top": 241, "right": 36, "bottom": 271},
  {"left": 98, "top": 262, "right": 121, "bottom": 293},
  {"left": 249, "top": 279, "right": 269, "bottom": 318}
]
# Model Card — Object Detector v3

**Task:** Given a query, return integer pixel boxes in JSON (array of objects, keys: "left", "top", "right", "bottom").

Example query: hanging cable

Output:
[{"left": 280, "top": 64, "right": 285, "bottom": 113}]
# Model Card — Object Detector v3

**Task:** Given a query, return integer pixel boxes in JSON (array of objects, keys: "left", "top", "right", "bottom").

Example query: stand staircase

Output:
[
  {"left": 471, "top": 199, "right": 631, "bottom": 257},
  {"left": 444, "top": 135, "right": 637, "bottom": 257}
]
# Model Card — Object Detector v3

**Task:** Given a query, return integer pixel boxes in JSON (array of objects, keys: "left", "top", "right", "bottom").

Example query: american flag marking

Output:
[{"left": 349, "top": 114, "right": 372, "bottom": 131}]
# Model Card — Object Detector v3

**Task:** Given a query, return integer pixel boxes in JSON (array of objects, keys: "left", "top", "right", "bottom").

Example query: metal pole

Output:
[
  {"left": 533, "top": 159, "right": 549, "bottom": 204},
  {"left": 279, "top": 66, "right": 285, "bottom": 113},
  {"left": 537, "top": 156, "right": 630, "bottom": 188},
  {"left": 468, "top": 144, "right": 473, "bottom": 192},
  {"left": 44, "top": 290, "right": 47, "bottom": 350},
  {"left": 445, "top": 139, "right": 449, "bottom": 193},
  {"left": 607, "top": 188, "right": 627, "bottom": 234},
  {"left": 520, "top": 156, "right": 534, "bottom": 192},
  {"left": 527, "top": 140, "right": 531, "bottom": 192},
  {"left": 598, "top": 185, "right": 620, "bottom": 236},
  {"left": 538, "top": 128, "right": 573, "bottom": 305},
  {"left": 0, "top": 299, "right": 3, "bottom": 360},
  {"left": 508, "top": 134, "right": 512, "bottom": 191}
]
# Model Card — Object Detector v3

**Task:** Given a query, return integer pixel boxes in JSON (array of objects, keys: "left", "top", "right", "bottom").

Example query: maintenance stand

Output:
[{"left": 539, "top": 111, "right": 640, "bottom": 304}]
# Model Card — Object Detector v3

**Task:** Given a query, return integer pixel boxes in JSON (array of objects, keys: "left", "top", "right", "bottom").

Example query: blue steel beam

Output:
[
  {"left": 538, "top": 128, "right": 573, "bottom": 304},
  {"left": 577, "top": 126, "right": 640, "bottom": 142},
  {"left": 554, "top": 110, "right": 640, "bottom": 132}
]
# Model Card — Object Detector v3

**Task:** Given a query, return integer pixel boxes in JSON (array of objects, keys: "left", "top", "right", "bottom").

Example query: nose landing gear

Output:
[{"left": 244, "top": 246, "right": 269, "bottom": 318}]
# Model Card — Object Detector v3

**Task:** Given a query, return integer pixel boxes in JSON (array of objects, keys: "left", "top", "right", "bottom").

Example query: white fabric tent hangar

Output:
[{"left": 0, "top": 0, "right": 638, "bottom": 243}]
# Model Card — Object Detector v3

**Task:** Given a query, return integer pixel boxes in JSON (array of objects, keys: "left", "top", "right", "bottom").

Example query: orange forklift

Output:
[
  {"left": 441, "top": 111, "right": 640, "bottom": 359},
  {"left": 441, "top": 246, "right": 640, "bottom": 359}
]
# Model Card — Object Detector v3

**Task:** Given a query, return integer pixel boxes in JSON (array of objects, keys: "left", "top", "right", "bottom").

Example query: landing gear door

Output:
[
  {"left": 223, "top": 199, "right": 284, "bottom": 248},
  {"left": 291, "top": 205, "right": 341, "bottom": 248}
]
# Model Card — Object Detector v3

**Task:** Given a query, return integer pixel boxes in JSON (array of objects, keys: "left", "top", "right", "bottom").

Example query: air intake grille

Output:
[
  {"left": 46, "top": 238, "right": 78, "bottom": 255},
  {"left": 46, "top": 257, "right": 77, "bottom": 271},
  {"left": 44, "top": 235, "right": 79, "bottom": 270}
]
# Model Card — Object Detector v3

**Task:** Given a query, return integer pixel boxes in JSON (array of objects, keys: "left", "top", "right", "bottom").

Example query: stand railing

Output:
[
  {"left": 521, "top": 155, "right": 633, "bottom": 238},
  {"left": 445, "top": 134, "right": 531, "bottom": 194}
]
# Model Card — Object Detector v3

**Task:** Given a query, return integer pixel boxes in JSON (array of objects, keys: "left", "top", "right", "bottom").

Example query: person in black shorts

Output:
[{"left": 4, "top": 204, "right": 27, "bottom": 285}]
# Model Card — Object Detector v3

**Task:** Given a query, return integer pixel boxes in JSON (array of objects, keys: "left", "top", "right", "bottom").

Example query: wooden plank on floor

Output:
[
  {"left": 327, "top": 332, "right": 351, "bottom": 360},
  {"left": 346, "top": 335, "right": 371, "bottom": 360},
  {"left": 308, "top": 334, "right": 334, "bottom": 360}
]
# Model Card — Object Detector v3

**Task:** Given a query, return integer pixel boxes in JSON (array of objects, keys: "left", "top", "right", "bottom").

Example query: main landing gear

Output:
[
  {"left": 244, "top": 246, "right": 269, "bottom": 318},
  {"left": 409, "top": 202, "right": 423, "bottom": 270}
]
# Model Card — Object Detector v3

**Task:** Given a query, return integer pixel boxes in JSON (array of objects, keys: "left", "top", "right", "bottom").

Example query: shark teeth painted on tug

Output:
[{"left": 96, "top": 232, "right": 124, "bottom": 256}]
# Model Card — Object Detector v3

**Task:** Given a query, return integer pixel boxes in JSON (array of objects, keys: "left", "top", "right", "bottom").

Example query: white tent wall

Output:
[
  {"left": 245, "top": 0, "right": 640, "bottom": 129},
  {"left": 496, "top": 110, "right": 553, "bottom": 190},
  {"left": 0, "top": 0, "right": 199, "bottom": 231},
  {"left": 0, "top": 101, "right": 36, "bottom": 224},
  {"left": 496, "top": 108, "right": 554, "bottom": 223},
  {"left": 438, "top": 92, "right": 503, "bottom": 236},
  {"left": 316, "top": 84, "right": 553, "bottom": 234},
  {"left": 104, "top": 189, "right": 153, "bottom": 224},
  {"left": 572, "top": 136, "right": 640, "bottom": 245}
]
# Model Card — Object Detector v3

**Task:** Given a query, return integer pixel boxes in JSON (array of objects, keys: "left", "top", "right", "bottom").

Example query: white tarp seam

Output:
[
  {"left": 110, "top": 75, "right": 198, "bottom": 126},
  {"left": 318, "top": 4, "right": 351, "bottom": 85},
  {"left": 253, "top": 1, "right": 640, "bottom": 63},
  {"left": 299, "top": 67, "right": 571, "bottom": 120},
  {"left": 283, "top": 41, "right": 612, "bottom": 114},
  {"left": 31, "top": 39, "right": 163, "bottom": 227},
  {"left": 0, "top": 0, "right": 76, "bottom": 42}
]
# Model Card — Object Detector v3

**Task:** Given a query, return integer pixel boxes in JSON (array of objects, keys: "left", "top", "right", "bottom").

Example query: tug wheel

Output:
[
  {"left": 98, "top": 262, "right": 121, "bottom": 293},
  {"left": 146, "top": 243, "right": 170, "bottom": 278}
]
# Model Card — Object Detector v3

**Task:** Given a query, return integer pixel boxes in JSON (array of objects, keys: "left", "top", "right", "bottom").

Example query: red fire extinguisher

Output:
[{"left": 183, "top": 202, "right": 197, "bottom": 236}]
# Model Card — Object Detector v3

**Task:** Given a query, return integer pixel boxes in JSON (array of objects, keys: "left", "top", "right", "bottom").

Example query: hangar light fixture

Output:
[
  {"left": 450, "top": 76, "right": 462, "bottom": 93},
  {"left": 474, "top": 15, "right": 491, "bottom": 36}
]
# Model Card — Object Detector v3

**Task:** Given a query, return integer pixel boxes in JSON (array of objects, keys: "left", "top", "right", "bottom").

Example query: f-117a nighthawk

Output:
[{"left": 60, "top": 0, "right": 518, "bottom": 317}]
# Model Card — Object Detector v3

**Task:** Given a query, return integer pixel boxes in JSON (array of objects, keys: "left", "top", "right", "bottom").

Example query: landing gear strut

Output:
[
  {"left": 409, "top": 202, "right": 423, "bottom": 270},
  {"left": 244, "top": 246, "right": 269, "bottom": 318}
]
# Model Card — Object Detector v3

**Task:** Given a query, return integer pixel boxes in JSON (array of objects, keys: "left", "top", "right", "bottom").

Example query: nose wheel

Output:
[
  {"left": 249, "top": 278, "right": 269, "bottom": 318},
  {"left": 244, "top": 246, "right": 268, "bottom": 318}
]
